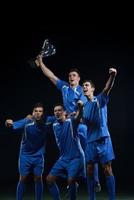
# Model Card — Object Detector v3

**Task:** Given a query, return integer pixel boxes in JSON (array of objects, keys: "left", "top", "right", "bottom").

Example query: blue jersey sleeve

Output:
[
  {"left": 70, "top": 117, "right": 79, "bottom": 138},
  {"left": 13, "top": 118, "right": 31, "bottom": 130},
  {"left": 56, "top": 79, "right": 69, "bottom": 91},
  {"left": 79, "top": 92, "right": 88, "bottom": 104},
  {"left": 45, "top": 116, "right": 56, "bottom": 126},
  {"left": 77, "top": 123, "right": 87, "bottom": 139},
  {"left": 97, "top": 93, "right": 109, "bottom": 108}
]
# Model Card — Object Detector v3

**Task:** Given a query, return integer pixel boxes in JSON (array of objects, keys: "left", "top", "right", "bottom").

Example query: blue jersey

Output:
[
  {"left": 83, "top": 93, "right": 110, "bottom": 142},
  {"left": 52, "top": 118, "right": 84, "bottom": 160},
  {"left": 12, "top": 117, "right": 52, "bottom": 156},
  {"left": 77, "top": 123, "right": 87, "bottom": 152},
  {"left": 56, "top": 79, "right": 87, "bottom": 114}
]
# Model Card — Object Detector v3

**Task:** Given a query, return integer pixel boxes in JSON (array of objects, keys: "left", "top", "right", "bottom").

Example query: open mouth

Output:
[
  {"left": 83, "top": 90, "right": 88, "bottom": 95},
  {"left": 70, "top": 80, "right": 74, "bottom": 83},
  {"left": 83, "top": 89, "right": 88, "bottom": 93}
]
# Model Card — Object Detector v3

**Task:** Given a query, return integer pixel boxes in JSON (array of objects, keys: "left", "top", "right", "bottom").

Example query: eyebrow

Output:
[
  {"left": 69, "top": 72, "right": 77, "bottom": 75},
  {"left": 54, "top": 109, "right": 62, "bottom": 111},
  {"left": 34, "top": 109, "right": 43, "bottom": 112}
]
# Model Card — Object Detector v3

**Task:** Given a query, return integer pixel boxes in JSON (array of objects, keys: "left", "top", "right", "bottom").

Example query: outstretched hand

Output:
[
  {"left": 26, "top": 114, "right": 33, "bottom": 120},
  {"left": 5, "top": 119, "right": 13, "bottom": 128}
]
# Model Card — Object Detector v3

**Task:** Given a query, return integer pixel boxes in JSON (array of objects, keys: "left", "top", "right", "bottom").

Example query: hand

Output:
[
  {"left": 35, "top": 55, "right": 43, "bottom": 67},
  {"left": 69, "top": 112, "right": 77, "bottom": 117},
  {"left": 77, "top": 100, "right": 84, "bottom": 108},
  {"left": 5, "top": 119, "right": 13, "bottom": 128},
  {"left": 109, "top": 68, "right": 117, "bottom": 76},
  {"left": 26, "top": 114, "right": 33, "bottom": 119}
]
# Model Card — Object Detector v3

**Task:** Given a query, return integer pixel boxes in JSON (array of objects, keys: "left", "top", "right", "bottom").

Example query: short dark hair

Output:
[
  {"left": 33, "top": 102, "right": 44, "bottom": 110},
  {"left": 68, "top": 68, "right": 80, "bottom": 76},
  {"left": 83, "top": 80, "right": 95, "bottom": 88},
  {"left": 53, "top": 103, "right": 65, "bottom": 111}
]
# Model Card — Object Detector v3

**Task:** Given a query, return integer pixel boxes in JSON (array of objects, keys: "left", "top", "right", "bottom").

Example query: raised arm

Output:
[
  {"left": 35, "top": 55, "right": 59, "bottom": 85},
  {"left": 103, "top": 68, "right": 117, "bottom": 96},
  {"left": 75, "top": 100, "right": 84, "bottom": 123}
]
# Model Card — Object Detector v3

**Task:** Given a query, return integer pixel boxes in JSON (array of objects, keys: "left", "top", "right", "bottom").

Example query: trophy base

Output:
[{"left": 28, "top": 59, "right": 37, "bottom": 69}]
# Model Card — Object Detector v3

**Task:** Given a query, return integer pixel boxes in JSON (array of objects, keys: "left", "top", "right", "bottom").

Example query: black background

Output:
[{"left": 0, "top": 21, "right": 133, "bottom": 193}]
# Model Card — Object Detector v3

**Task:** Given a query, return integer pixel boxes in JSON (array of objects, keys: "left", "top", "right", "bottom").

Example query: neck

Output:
[
  {"left": 87, "top": 93, "right": 94, "bottom": 100},
  {"left": 58, "top": 116, "right": 66, "bottom": 122},
  {"left": 70, "top": 83, "right": 79, "bottom": 88}
]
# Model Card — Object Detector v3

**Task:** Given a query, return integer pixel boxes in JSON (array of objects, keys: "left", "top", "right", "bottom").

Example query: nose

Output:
[{"left": 36, "top": 111, "right": 41, "bottom": 115}]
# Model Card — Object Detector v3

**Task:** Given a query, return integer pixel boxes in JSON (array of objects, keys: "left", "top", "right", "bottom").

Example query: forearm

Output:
[
  {"left": 12, "top": 118, "right": 28, "bottom": 130},
  {"left": 103, "top": 68, "right": 117, "bottom": 95},
  {"left": 75, "top": 101, "right": 83, "bottom": 123},
  {"left": 105, "top": 74, "right": 115, "bottom": 90},
  {"left": 76, "top": 109, "right": 83, "bottom": 123},
  {"left": 40, "top": 62, "right": 53, "bottom": 78},
  {"left": 37, "top": 57, "right": 58, "bottom": 85}
]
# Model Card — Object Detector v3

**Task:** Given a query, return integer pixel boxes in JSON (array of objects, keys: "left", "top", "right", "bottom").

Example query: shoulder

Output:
[
  {"left": 25, "top": 119, "right": 35, "bottom": 126},
  {"left": 57, "top": 79, "right": 69, "bottom": 87},
  {"left": 97, "top": 92, "right": 109, "bottom": 100},
  {"left": 45, "top": 116, "right": 56, "bottom": 125},
  {"left": 96, "top": 93, "right": 109, "bottom": 106}
]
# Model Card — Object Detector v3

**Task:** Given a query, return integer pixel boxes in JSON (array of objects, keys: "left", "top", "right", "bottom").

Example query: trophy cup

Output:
[{"left": 28, "top": 39, "right": 56, "bottom": 68}]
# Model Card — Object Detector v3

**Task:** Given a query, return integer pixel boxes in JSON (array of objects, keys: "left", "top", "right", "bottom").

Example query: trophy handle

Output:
[
  {"left": 42, "top": 39, "right": 49, "bottom": 49},
  {"left": 28, "top": 39, "right": 56, "bottom": 68}
]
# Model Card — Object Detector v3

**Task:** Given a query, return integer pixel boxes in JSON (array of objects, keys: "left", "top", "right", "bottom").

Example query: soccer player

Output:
[
  {"left": 5, "top": 103, "right": 50, "bottom": 200},
  {"left": 35, "top": 55, "right": 101, "bottom": 191},
  {"left": 46, "top": 103, "right": 85, "bottom": 200},
  {"left": 82, "top": 68, "right": 117, "bottom": 200}
]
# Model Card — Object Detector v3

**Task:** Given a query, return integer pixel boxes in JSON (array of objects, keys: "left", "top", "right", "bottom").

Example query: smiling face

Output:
[
  {"left": 68, "top": 71, "right": 80, "bottom": 87},
  {"left": 82, "top": 81, "right": 95, "bottom": 98}
]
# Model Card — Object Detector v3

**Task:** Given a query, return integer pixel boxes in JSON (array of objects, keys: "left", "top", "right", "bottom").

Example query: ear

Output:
[
  {"left": 92, "top": 87, "right": 95, "bottom": 92},
  {"left": 64, "top": 110, "right": 67, "bottom": 116}
]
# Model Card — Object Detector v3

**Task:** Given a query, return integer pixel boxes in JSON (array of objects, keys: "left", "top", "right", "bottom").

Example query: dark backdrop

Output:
[{"left": 0, "top": 23, "right": 133, "bottom": 193}]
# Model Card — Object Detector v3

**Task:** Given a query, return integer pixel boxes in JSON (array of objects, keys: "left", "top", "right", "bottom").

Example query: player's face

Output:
[
  {"left": 83, "top": 82, "right": 94, "bottom": 96},
  {"left": 54, "top": 106, "right": 65, "bottom": 121},
  {"left": 68, "top": 72, "right": 80, "bottom": 87},
  {"left": 32, "top": 107, "right": 44, "bottom": 121}
]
